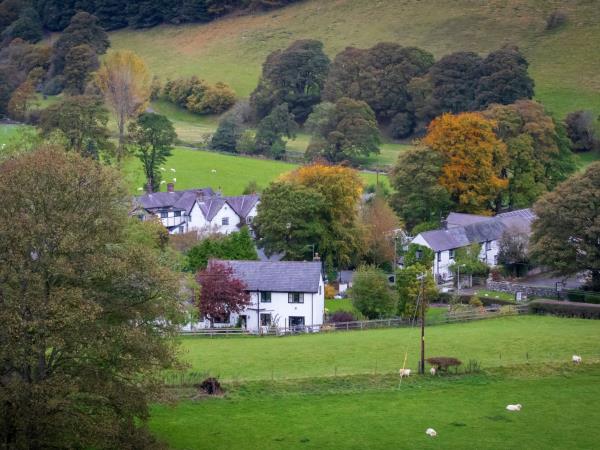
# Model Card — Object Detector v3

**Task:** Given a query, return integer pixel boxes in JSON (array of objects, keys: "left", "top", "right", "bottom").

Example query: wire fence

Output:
[{"left": 180, "top": 305, "right": 529, "bottom": 338}]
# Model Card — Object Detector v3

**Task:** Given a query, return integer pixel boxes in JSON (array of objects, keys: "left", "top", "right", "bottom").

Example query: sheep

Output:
[
  {"left": 572, "top": 355, "right": 582, "bottom": 364},
  {"left": 399, "top": 368, "right": 411, "bottom": 378},
  {"left": 506, "top": 404, "right": 522, "bottom": 411},
  {"left": 430, "top": 367, "right": 437, "bottom": 376},
  {"left": 425, "top": 428, "right": 437, "bottom": 437}
]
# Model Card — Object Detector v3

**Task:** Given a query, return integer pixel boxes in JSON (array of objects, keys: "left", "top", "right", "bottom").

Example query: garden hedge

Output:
[{"left": 529, "top": 300, "right": 600, "bottom": 319}]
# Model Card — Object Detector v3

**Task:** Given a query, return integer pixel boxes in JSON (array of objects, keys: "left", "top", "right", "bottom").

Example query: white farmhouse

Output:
[
  {"left": 411, "top": 209, "right": 535, "bottom": 283},
  {"left": 210, "top": 259, "right": 325, "bottom": 333},
  {"left": 133, "top": 185, "right": 259, "bottom": 235}
]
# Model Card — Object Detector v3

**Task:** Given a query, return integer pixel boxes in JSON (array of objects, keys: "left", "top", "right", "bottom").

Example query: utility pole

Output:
[{"left": 419, "top": 274, "right": 426, "bottom": 375}]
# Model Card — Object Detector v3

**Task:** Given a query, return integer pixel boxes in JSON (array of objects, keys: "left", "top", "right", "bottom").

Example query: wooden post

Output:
[{"left": 419, "top": 275, "right": 426, "bottom": 375}]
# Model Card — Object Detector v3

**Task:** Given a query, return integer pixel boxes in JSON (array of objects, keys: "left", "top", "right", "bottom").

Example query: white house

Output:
[
  {"left": 411, "top": 209, "right": 535, "bottom": 283},
  {"left": 133, "top": 185, "right": 259, "bottom": 235},
  {"left": 207, "top": 259, "right": 325, "bottom": 333}
]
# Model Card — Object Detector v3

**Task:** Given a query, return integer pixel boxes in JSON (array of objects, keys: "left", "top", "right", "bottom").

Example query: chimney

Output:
[
  {"left": 313, "top": 252, "right": 321, "bottom": 262},
  {"left": 167, "top": 183, "right": 175, "bottom": 193},
  {"left": 441, "top": 219, "right": 448, "bottom": 230}
]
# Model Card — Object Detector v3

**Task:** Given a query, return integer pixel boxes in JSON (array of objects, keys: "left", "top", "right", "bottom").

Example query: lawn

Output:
[
  {"left": 120, "top": 146, "right": 387, "bottom": 196},
  {"left": 0, "top": 124, "right": 24, "bottom": 146},
  {"left": 150, "top": 364, "right": 600, "bottom": 449},
  {"left": 472, "top": 289, "right": 516, "bottom": 302},
  {"left": 110, "top": 0, "right": 600, "bottom": 118},
  {"left": 175, "top": 316, "right": 600, "bottom": 381}
]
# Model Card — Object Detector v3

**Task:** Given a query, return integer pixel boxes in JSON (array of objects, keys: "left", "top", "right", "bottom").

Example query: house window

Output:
[
  {"left": 160, "top": 210, "right": 168, "bottom": 219},
  {"left": 437, "top": 252, "right": 441, "bottom": 262},
  {"left": 289, "top": 316, "right": 305, "bottom": 327},
  {"left": 288, "top": 292, "right": 304, "bottom": 304},
  {"left": 494, "top": 255, "right": 499, "bottom": 265},
  {"left": 246, "top": 216, "right": 253, "bottom": 224},
  {"left": 174, "top": 211, "right": 181, "bottom": 217},
  {"left": 485, "top": 241, "right": 492, "bottom": 251},
  {"left": 222, "top": 217, "right": 229, "bottom": 226},
  {"left": 178, "top": 226, "right": 184, "bottom": 233},
  {"left": 260, "top": 291, "right": 271, "bottom": 303},
  {"left": 260, "top": 313, "right": 271, "bottom": 326},
  {"left": 449, "top": 249, "right": 455, "bottom": 260}
]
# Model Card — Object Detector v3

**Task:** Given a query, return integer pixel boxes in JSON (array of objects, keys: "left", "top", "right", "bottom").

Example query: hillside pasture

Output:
[
  {"left": 175, "top": 316, "right": 600, "bottom": 382},
  {"left": 121, "top": 146, "right": 386, "bottom": 195},
  {"left": 110, "top": 0, "right": 600, "bottom": 118}
]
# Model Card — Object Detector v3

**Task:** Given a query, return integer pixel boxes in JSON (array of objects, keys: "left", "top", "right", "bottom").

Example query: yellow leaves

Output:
[{"left": 423, "top": 112, "right": 508, "bottom": 214}]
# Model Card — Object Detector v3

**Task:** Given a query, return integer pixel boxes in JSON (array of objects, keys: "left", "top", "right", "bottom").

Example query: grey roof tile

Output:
[{"left": 211, "top": 260, "right": 322, "bottom": 293}]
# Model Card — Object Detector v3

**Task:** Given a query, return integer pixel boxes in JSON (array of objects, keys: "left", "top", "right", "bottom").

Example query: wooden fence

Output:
[{"left": 180, "top": 305, "right": 528, "bottom": 337}]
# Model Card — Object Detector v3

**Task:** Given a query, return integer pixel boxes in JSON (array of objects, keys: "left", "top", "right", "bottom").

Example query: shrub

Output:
[
  {"left": 43, "top": 76, "right": 64, "bottom": 96},
  {"left": 469, "top": 296, "right": 483, "bottom": 307},
  {"left": 546, "top": 10, "right": 567, "bottom": 30},
  {"left": 435, "top": 292, "right": 453, "bottom": 304},
  {"left": 325, "top": 284, "right": 336, "bottom": 299},
  {"left": 567, "top": 290, "right": 585, "bottom": 302},
  {"left": 426, "top": 357, "right": 462, "bottom": 372},
  {"left": 529, "top": 300, "right": 600, "bottom": 319},
  {"left": 197, "top": 377, "right": 223, "bottom": 395},
  {"left": 329, "top": 310, "right": 355, "bottom": 323},
  {"left": 390, "top": 112, "right": 414, "bottom": 139}
]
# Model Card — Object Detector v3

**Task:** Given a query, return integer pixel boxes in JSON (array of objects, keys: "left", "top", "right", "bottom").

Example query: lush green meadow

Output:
[
  {"left": 110, "top": 0, "right": 600, "bottom": 119},
  {"left": 120, "top": 146, "right": 386, "bottom": 195},
  {"left": 175, "top": 316, "right": 600, "bottom": 381},
  {"left": 0, "top": 124, "right": 22, "bottom": 145},
  {"left": 151, "top": 364, "right": 600, "bottom": 449}
]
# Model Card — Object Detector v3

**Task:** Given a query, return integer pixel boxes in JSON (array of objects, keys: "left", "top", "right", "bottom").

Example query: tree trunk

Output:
[{"left": 117, "top": 113, "right": 125, "bottom": 162}]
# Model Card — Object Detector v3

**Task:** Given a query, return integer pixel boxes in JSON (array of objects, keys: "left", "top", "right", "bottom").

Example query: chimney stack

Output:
[{"left": 167, "top": 183, "right": 175, "bottom": 193}]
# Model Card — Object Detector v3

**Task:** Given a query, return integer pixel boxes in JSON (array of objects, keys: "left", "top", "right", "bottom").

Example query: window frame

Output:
[
  {"left": 159, "top": 210, "right": 168, "bottom": 219},
  {"left": 260, "top": 291, "right": 271, "bottom": 303},
  {"left": 288, "top": 292, "right": 304, "bottom": 304},
  {"left": 449, "top": 249, "right": 455, "bottom": 260},
  {"left": 260, "top": 313, "right": 271, "bottom": 327},
  {"left": 221, "top": 217, "right": 229, "bottom": 226}
]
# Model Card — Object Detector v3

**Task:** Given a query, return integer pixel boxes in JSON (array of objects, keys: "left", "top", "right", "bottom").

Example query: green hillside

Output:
[{"left": 111, "top": 0, "right": 600, "bottom": 119}]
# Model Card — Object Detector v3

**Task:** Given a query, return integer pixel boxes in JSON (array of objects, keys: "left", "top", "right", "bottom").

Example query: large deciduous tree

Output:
[
  {"left": 0, "top": 147, "right": 181, "bottom": 448},
  {"left": 196, "top": 261, "right": 251, "bottom": 325},
  {"left": 62, "top": 44, "right": 99, "bottom": 94},
  {"left": 396, "top": 264, "right": 437, "bottom": 319},
  {"left": 360, "top": 193, "right": 401, "bottom": 268},
  {"left": 39, "top": 95, "right": 114, "bottom": 159},
  {"left": 254, "top": 103, "right": 297, "bottom": 159},
  {"left": 351, "top": 265, "right": 397, "bottom": 319},
  {"left": 530, "top": 162, "right": 600, "bottom": 291},
  {"left": 253, "top": 181, "right": 326, "bottom": 261},
  {"left": 96, "top": 50, "right": 151, "bottom": 159},
  {"left": 483, "top": 100, "right": 576, "bottom": 208},
  {"left": 423, "top": 112, "right": 508, "bottom": 214},
  {"left": 305, "top": 98, "right": 381, "bottom": 165},
  {"left": 185, "top": 227, "right": 258, "bottom": 272},
  {"left": 250, "top": 39, "right": 331, "bottom": 123},
  {"left": 564, "top": 110, "right": 599, "bottom": 153},
  {"left": 128, "top": 112, "right": 176, "bottom": 192},
  {"left": 390, "top": 146, "right": 452, "bottom": 231}
]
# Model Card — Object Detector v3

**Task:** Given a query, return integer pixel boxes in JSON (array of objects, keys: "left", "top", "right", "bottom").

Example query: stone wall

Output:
[{"left": 486, "top": 280, "right": 559, "bottom": 301}]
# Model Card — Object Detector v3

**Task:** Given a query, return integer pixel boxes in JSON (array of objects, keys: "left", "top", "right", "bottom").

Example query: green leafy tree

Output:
[
  {"left": 396, "top": 264, "right": 437, "bottom": 318},
  {"left": 51, "top": 12, "right": 109, "bottom": 76},
  {"left": 250, "top": 39, "right": 330, "bottom": 122},
  {"left": 39, "top": 95, "right": 114, "bottom": 159},
  {"left": 497, "top": 228, "right": 530, "bottom": 277},
  {"left": 390, "top": 146, "right": 452, "bottom": 231},
  {"left": 1, "top": 6, "right": 43, "bottom": 43},
  {"left": 565, "top": 110, "right": 599, "bottom": 152},
  {"left": 351, "top": 265, "right": 397, "bottom": 319},
  {"left": 530, "top": 162, "right": 600, "bottom": 291},
  {"left": 62, "top": 44, "right": 99, "bottom": 94},
  {"left": 185, "top": 227, "right": 258, "bottom": 272},
  {"left": 128, "top": 112, "right": 177, "bottom": 192},
  {"left": 211, "top": 113, "right": 242, "bottom": 153},
  {"left": 305, "top": 98, "right": 381, "bottom": 165},
  {"left": 254, "top": 103, "right": 297, "bottom": 159},
  {"left": 449, "top": 243, "right": 488, "bottom": 277},
  {"left": 0, "top": 147, "right": 181, "bottom": 448},
  {"left": 253, "top": 181, "right": 326, "bottom": 260}
]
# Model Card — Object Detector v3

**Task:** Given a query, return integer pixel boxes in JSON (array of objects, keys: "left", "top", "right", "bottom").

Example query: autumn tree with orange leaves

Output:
[{"left": 423, "top": 112, "right": 508, "bottom": 214}]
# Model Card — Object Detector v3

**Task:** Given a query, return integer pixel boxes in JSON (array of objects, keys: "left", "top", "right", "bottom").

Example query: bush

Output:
[
  {"left": 426, "top": 357, "right": 462, "bottom": 372},
  {"left": 329, "top": 310, "right": 355, "bottom": 323},
  {"left": 469, "top": 296, "right": 483, "bottom": 307},
  {"left": 434, "top": 292, "right": 453, "bottom": 304},
  {"left": 567, "top": 290, "right": 585, "bottom": 302},
  {"left": 390, "top": 112, "right": 414, "bottom": 139},
  {"left": 546, "top": 10, "right": 567, "bottom": 30},
  {"left": 197, "top": 377, "right": 223, "bottom": 395},
  {"left": 529, "top": 300, "right": 600, "bottom": 319},
  {"left": 324, "top": 284, "right": 336, "bottom": 299},
  {"left": 43, "top": 76, "right": 64, "bottom": 96}
]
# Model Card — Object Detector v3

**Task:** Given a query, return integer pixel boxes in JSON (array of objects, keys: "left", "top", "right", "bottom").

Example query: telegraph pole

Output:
[{"left": 419, "top": 274, "right": 426, "bottom": 375}]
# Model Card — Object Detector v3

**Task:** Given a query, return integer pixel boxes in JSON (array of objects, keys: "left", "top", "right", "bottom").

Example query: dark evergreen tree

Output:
[
  {"left": 1, "top": 7, "right": 43, "bottom": 44},
  {"left": 94, "top": 0, "right": 129, "bottom": 30},
  {"left": 211, "top": 114, "right": 242, "bottom": 153},
  {"left": 63, "top": 44, "right": 99, "bottom": 94},
  {"left": 254, "top": 103, "right": 297, "bottom": 159}
]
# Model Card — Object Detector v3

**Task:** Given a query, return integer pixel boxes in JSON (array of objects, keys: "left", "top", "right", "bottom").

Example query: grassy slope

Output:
[
  {"left": 176, "top": 316, "right": 600, "bottom": 381},
  {"left": 120, "top": 147, "right": 385, "bottom": 195},
  {"left": 110, "top": 0, "right": 600, "bottom": 119},
  {"left": 150, "top": 365, "right": 600, "bottom": 449},
  {"left": 0, "top": 124, "right": 22, "bottom": 145}
]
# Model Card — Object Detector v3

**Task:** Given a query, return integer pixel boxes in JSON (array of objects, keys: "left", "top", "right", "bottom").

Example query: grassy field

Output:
[
  {"left": 110, "top": 0, "right": 600, "bottom": 119},
  {"left": 0, "top": 124, "right": 23, "bottom": 145},
  {"left": 175, "top": 316, "right": 600, "bottom": 381},
  {"left": 150, "top": 364, "right": 600, "bottom": 449},
  {"left": 120, "top": 146, "right": 386, "bottom": 195}
]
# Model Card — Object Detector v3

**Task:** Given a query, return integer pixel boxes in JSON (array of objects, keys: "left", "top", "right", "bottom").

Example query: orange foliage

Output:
[{"left": 423, "top": 112, "right": 508, "bottom": 214}]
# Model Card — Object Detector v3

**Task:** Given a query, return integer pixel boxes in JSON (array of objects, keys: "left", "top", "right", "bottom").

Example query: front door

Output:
[{"left": 289, "top": 316, "right": 305, "bottom": 329}]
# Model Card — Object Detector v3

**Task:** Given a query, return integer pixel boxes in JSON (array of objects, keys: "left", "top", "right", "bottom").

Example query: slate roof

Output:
[
  {"left": 226, "top": 194, "right": 260, "bottom": 219},
  {"left": 446, "top": 212, "right": 489, "bottom": 228},
  {"left": 211, "top": 260, "right": 322, "bottom": 293},
  {"left": 338, "top": 270, "right": 355, "bottom": 284},
  {"left": 417, "top": 209, "right": 535, "bottom": 252},
  {"left": 197, "top": 197, "right": 226, "bottom": 221},
  {"left": 135, "top": 188, "right": 214, "bottom": 213}
]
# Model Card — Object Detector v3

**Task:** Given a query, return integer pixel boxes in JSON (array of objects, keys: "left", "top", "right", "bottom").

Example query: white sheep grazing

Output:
[
  {"left": 430, "top": 367, "right": 437, "bottom": 376},
  {"left": 399, "top": 368, "right": 411, "bottom": 378},
  {"left": 425, "top": 428, "right": 437, "bottom": 437},
  {"left": 506, "top": 404, "right": 522, "bottom": 411},
  {"left": 572, "top": 355, "right": 582, "bottom": 364}
]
